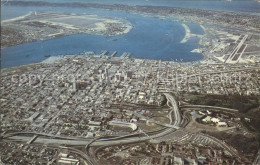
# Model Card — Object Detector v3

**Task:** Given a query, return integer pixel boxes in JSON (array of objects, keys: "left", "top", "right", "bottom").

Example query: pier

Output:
[
  {"left": 111, "top": 51, "right": 117, "bottom": 57},
  {"left": 121, "top": 52, "right": 132, "bottom": 59}
]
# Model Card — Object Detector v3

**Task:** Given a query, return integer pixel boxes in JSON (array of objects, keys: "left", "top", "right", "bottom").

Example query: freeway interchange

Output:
[
  {"left": 1, "top": 93, "right": 240, "bottom": 163},
  {"left": 164, "top": 93, "right": 181, "bottom": 128},
  {"left": 2, "top": 93, "right": 180, "bottom": 144}
]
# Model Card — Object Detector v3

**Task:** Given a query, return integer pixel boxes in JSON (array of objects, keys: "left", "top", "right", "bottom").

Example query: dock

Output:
[
  {"left": 111, "top": 51, "right": 117, "bottom": 57},
  {"left": 121, "top": 52, "right": 132, "bottom": 59},
  {"left": 101, "top": 50, "right": 109, "bottom": 56}
]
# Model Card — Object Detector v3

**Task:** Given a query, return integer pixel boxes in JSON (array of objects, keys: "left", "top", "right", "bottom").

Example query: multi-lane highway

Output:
[
  {"left": 253, "top": 150, "right": 260, "bottom": 165},
  {"left": 1, "top": 93, "right": 240, "bottom": 161},
  {"left": 164, "top": 93, "right": 181, "bottom": 128},
  {"left": 2, "top": 94, "right": 181, "bottom": 146}
]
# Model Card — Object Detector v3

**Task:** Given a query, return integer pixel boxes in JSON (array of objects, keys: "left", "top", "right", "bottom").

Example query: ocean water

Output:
[
  {"left": 2, "top": 0, "right": 259, "bottom": 14},
  {"left": 1, "top": 0, "right": 259, "bottom": 21},
  {"left": 1, "top": 8, "right": 204, "bottom": 68},
  {"left": 1, "top": 0, "right": 259, "bottom": 68}
]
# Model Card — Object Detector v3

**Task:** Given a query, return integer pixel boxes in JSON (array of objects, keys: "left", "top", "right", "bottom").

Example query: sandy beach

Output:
[
  {"left": 180, "top": 23, "right": 192, "bottom": 43},
  {"left": 180, "top": 23, "right": 203, "bottom": 44},
  {"left": 1, "top": 11, "right": 33, "bottom": 23},
  {"left": 200, "top": 25, "right": 206, "bottom": 33}
]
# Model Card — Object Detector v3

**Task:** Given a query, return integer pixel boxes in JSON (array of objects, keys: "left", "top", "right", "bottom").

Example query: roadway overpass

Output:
[
  {"left": 2, "top": 93, "right": 239, "bottom": 159},
  {"left": 163, "top": 93, "right": 182, "bottom": 127},
  {"left": 2, "top": 93, "right": 182, "bottom": 147}
]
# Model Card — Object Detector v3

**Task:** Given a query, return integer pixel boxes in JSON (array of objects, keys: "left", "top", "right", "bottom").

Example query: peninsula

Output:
[{"left": 1, "top": 11, "right": 132, "bottom": 48}]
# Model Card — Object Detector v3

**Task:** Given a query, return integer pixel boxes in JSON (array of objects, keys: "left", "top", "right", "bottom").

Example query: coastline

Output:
[
  {"left": 3, "top": 4, "right": 247, "bottom": 67},
  {"left": 180, "top": 23, "right": 203, "bottom": 44},
  {"left": 180, "top": 23, "right": 206, "bottom": 59},
  {"left": 1, "top": 51, "right": 207, "bottom": 70},
  {"left": 1, "top": 12, "right": 133, "bottom": 49},
  {"left": 1, "top": 11, "right": 33, "bottom": 23},
  {"left": 1, "top": 19, "right": 207, "bottom": 69},
  {"left": 200, "top": 25, "right": 206, "bottom": 33},
  {"left": 180, "top": 23, "right": 192, "bottom": 43}
]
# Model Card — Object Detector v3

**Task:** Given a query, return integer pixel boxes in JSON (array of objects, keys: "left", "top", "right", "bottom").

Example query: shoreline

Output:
[
  {"left": 1, "top": 11, "right": 33, "bottom": 23},
  {"left": 1, "top": 52, "right": 207, "bottom": 70},
  {"left": 180, "top": 23, "right": 206, "bottom": 59},
  {"left": 180, "top": 23, "right": 203, "bottom": 44},
  {"left": 2, "top": 3, "right": 254, "bottom": 67},
  {"left": 180, "top": 23, "right": 192, "bottom": 43},
  {"left": 1, "top": 11, "right": 133, "bottom": 49},
  {"left": 4, "top": 1, "right": 259, "bottom": 30},
  {"left": 200, "top": 25, "right": 206, "bottom": 33},
  {"left": 1, "top": 19, "right": 207, "bottom": 69}
]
